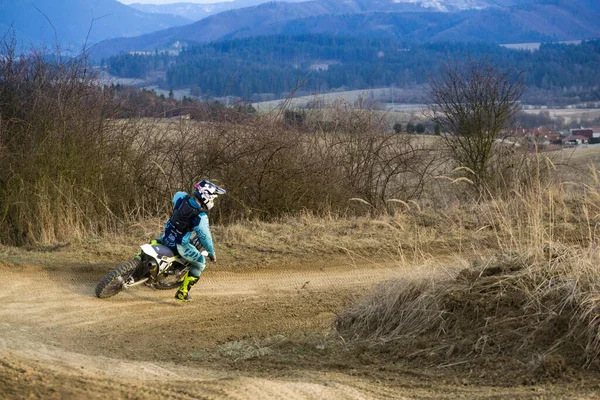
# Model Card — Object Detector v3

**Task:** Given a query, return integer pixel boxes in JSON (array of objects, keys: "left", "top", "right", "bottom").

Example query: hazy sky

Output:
[{"left": 118, "top": 0, "right": 233, "bottom": 4}]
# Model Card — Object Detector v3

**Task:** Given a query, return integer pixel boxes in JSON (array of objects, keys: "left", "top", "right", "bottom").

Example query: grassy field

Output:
[
  {"left": 252, "top": 88, "right": 425, "bottom": 112},
  {"left": 522, "top": 107, "right": 600, "bottom": 124}
]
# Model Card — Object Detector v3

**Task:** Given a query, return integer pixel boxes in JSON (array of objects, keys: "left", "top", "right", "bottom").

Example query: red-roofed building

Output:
[
  {"left": 589, "top": 126, "right": 600, "bottom": 138},
  {"left": 570, "top": 128, "right": 593, "bottom": 139}
]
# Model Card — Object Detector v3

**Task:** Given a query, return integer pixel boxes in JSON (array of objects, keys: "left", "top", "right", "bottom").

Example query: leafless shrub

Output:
[
  {"left": 302, "top": 101, "right": 439, "bottom": 213},
  {"left": 324, "top": 129, "right": 436, "bottom": 213},
  {"left": 134, "top": 101, "right": 438, "bottom": 221},
  {"left": 428, "top": 59, "right": 527, "bottom": 198},
  {"left": 139, "top": 116, "right": 349, "bottom": 221},
  {"left": 0, "top": 38, "right": 153, "bottom": 245}
]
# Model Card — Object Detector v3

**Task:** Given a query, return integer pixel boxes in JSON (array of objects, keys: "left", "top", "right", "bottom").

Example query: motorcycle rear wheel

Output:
[
  {"left": 153, "top": 267, "right": 187, "bottom": 290},
  {"left": 95, "top": 259, "right": 142, "bottom": 298}
]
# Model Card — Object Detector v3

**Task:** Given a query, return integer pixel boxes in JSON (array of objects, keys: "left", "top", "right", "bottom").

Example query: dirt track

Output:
[{"left": 1, "top": 260, "right": 598, "bottom": 399}]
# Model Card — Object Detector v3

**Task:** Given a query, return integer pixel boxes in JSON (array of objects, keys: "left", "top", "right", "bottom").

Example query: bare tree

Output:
[{"left": 428, "top": 59, "right": 525, "bottom": 197}]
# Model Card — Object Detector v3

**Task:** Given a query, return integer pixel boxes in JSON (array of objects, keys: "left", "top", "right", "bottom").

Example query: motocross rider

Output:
[{"left": 158, "top": 180, "right": 226, "bottom": 301}]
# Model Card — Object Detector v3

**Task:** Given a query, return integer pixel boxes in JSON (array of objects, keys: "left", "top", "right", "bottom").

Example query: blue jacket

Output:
[{"left": 160, "top": 192, "right": 215, "bottom": 256}]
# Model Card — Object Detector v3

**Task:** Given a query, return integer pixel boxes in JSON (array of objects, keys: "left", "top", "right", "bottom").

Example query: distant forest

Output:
[{"left": 101, "top": 35, "right": 600, "bottom": 105}]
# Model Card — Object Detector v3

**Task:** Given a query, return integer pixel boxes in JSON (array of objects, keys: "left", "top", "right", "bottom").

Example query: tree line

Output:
[{"left": 101, "top": 35, "right": 600, "bottom": 104}]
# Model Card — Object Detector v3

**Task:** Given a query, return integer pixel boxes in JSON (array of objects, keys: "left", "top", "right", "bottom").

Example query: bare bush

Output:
[
  {"left": 306, "top": 101, "right": 438, "bottom": 213},
  {"left": 428, "top": 59, "right": 526, "bottom": 198},
  {"left": 137, "top": 117, "right": 350, "bottom": 221},
  {"left": 323, "top": 129, "right": 435, "bottom": 212},
  {"left": 0, "top": 39, "right": 151, "bottom": 245},
  {"left": 133, "top": 102, "right": 438, "bottom": 221}
]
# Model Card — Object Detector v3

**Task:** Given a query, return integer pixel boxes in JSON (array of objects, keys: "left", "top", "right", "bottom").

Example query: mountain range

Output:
[
  {"left": 128, "top": 0, "right": 310, "bottom": 21},
  {"left": 0, "top": 0, "right": 190, "bottom": 50},
  {"left": 1, "top": 0, "right": 598, "bottom": 57},
  {"left": 90, "top": 0, "right": 600, "bottom": 58},
  {"left": 128, "top": 0, "right": 491, "bottom": 21}
]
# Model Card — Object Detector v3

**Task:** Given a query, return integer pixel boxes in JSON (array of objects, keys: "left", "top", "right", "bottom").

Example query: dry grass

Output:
[{"left": 336, "top": 170, "right": 600, "bottom": 371}]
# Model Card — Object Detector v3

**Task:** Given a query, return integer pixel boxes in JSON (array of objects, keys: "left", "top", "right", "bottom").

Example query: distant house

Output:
[
  {"left": 589, "top": 126, "right": 600, "bottom": 138},
  {"left": 570, "top": 128, "right": 594, "bottom": 139},
  {"left": 546, "top": 133, "right": 563, "bottom": 145},
  {"left": 564, "top": 135, "right": 589, "bottom": 145},
  {"left": 512, "top": 127, "right": 562, "bottom": 145}
]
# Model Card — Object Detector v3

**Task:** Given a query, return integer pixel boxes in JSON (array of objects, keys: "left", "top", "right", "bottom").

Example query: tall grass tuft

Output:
[{"left": 336, "top": 163, "right": 600, "bottom": 369}]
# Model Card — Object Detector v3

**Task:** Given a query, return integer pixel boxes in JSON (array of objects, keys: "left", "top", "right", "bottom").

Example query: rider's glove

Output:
[{"left": 208, "top": 253, "right": 216, "bottom": 263}]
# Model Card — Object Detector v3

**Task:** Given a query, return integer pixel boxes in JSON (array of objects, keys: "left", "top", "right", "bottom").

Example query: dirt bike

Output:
[{"left": 95, "top": 241, "right": 207, "bottom": 298}]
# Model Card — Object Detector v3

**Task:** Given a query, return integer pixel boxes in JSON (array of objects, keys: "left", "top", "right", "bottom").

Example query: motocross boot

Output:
[{"left": 174, "top": 271, "right": 199, "bottom": 301}]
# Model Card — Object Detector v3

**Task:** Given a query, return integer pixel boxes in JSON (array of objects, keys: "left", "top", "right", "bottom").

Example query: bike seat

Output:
[{"left": 151, "top": 244, "right": 176, "bottom": 257}]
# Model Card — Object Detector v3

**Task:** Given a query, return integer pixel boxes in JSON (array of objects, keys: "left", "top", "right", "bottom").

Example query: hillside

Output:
[
  {"left": 91, "top": 0, "right": 600, "bottom": 58},
  {"left": 129, "top": 0, "right": 311, "bottom": 21},
  {"left": 129, "top": 0, "right": 492, "bottom": 21},
  {"left": 0, "top": 0, "right": 190, "bottom": 49},
  {"left": 437, "top": 0, "right": 600, "bottom": 42}
]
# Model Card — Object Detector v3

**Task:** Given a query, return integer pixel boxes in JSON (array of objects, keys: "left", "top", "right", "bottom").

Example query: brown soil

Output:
[{"left": 1, "top": 256, "right": 599, "bottom": 399}]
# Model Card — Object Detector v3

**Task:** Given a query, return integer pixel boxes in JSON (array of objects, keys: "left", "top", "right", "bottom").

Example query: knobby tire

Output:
[{"left": 95, "top": 259, "right": 141, "bottom": 298}]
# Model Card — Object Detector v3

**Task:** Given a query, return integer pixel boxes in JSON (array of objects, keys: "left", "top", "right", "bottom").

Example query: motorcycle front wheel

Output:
[{"left": 95, "top": 259, "right": 142, "bottom": 298}]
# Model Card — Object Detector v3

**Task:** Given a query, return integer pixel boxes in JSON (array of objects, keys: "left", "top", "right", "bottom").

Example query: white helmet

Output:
[{"left": 193, "top": 180, "right": 226, "bottom": 210}]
